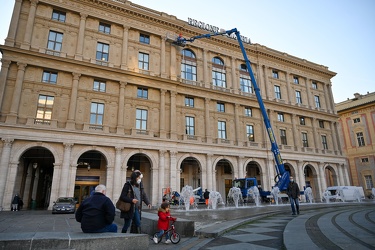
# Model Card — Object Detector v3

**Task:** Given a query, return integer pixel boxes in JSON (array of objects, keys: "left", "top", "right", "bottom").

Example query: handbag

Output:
[{"left": 116, "top": 182, "right": 132, "bottom": 212}]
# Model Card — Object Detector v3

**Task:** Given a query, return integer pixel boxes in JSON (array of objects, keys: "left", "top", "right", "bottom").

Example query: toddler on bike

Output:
[{"left": 153, "top": 202, "right": 176, "bottom": 244}]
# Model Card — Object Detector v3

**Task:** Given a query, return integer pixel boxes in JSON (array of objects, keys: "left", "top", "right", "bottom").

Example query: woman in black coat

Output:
[{"left": 120, "top": 170, "right": 151, "bottom": 233}]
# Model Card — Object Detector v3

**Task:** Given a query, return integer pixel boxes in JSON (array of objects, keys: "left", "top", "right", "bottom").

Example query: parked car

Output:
[{"left": 52, "top": 197, "right": 77, "bottom": 214}]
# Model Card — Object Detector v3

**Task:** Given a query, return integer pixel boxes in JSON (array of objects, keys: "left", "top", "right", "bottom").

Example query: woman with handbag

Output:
[{"left": 120, "top": 170, "right": 152, "bottom": 233}]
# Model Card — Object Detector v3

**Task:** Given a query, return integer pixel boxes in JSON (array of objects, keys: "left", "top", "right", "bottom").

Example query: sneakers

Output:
[
  {"left": 153, "top": 237, "right": 158, "bottom": 244},
  {"left": 165, "top": 239, "right": 171, "bottom": 244}
]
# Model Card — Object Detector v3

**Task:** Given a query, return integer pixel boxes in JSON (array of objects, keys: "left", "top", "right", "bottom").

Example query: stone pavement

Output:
[{"left": 0, "top": 201, "right": 374, "bottom": 249}]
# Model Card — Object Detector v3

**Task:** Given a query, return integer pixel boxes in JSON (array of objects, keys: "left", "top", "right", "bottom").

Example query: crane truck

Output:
[{"left": 173, "top": 28, "right": 290, "bottom": 201}]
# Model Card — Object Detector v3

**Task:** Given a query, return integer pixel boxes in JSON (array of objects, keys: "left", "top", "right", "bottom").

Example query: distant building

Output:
[
  {"left": 336, "top": 92, "right": 375, "bottom": 197},
  {"left": 0, "top": 0, "right": 347, "bottom": 210}
]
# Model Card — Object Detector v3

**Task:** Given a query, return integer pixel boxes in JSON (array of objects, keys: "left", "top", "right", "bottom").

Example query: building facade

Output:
[
  {"left": 0, "top": 0, "right": 348, "bottom": 211},
  {"left": 336, "top": 92, "right": 375, "bottom": 197}
]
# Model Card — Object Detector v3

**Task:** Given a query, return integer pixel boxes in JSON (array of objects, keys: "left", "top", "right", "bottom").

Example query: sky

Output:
[{"left": 1, "top": 0, "right": 374, "bottom": 103}]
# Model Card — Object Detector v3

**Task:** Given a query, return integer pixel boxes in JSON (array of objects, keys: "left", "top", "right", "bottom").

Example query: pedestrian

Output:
[
  {"left": 75, "top": 184, "right": 117, "bottom": 233},
  {"left": 11, "top": 194, "right": 20, "bottom": 211},
  {"left": 120, "top": 170, "right": 152, "bottom": 233},
  {"left": 153, "top": 202, "right": 176, "bottom": 244},
  {"left": 287, "top": 176, "right": 300, "bottom": 215},
  {"left": 203, "top": 189, "right": 210, "bottom": 207}
]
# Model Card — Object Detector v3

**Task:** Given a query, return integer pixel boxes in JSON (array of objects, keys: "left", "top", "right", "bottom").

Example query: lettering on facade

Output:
[{"left": 187, "top": 17, "right": 251, "bottom": 44}]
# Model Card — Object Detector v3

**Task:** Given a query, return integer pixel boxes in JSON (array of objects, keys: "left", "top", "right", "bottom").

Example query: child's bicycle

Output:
[{"left": 153, "top": 218, "right": 181, "bottom": 244}]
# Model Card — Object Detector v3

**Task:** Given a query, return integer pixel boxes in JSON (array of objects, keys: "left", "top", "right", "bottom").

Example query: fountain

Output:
[
  {"left": 304, "top": 187, "right": 313, "bottom": 203},
  {"left": 180, "top": 185, "right": 195, "bottom": 211},
  {"left": 353, "top": 188, "right": 362, "bottom": 202},
  {"left": 372, "top": 187, "right": 375, "bottom": 199},
  {"left": 227, "top": 187, "right": 243, "bottom": 208},
  {"left": 271, "top": 186, "right": 280, "bottom": 205},
  {"left": 323, "top": 190, "right": 331, "bottom": 203},
  {"left": 209, "top": 191, "right": 224, "bottom": 209},
  {"left": 247, "top": 186, "right": 261, "bottom": 206}
]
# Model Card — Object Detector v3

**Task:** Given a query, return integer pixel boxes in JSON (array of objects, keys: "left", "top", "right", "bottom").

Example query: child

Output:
[{"left": 153, "top": 202, "right": 176, "bottom": 244}]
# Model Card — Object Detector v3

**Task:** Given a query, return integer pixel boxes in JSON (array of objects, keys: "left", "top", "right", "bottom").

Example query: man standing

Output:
[
  {"left": 203, "top": 189, "right": 210, "bottom": 207},
  {"left": 76, "top": 184, "right": 117, "bottom": 233},
  {"left": 287, "top": 176, "right": 300, "bottom": 215}
]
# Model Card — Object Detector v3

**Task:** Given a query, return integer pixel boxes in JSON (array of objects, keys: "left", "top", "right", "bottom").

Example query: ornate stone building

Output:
[
  {"left": 336, "top": 92, "right": 375, "bottom": 197},
  {"left": 0, "top": 0, "right": 347, "bottom": 211}
]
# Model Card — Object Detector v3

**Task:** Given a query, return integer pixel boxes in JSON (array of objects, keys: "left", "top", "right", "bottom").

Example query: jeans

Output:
[
  {"left": 87, "top": 223, "right": 117, "bottom": 233},
  {"left": 156, "top": 229, "right": 170, "bottom": 240},
  {"left": 122, "top": 207, "right": 141, "bottom": 232},
  {"left": 289, "top": 197, "right": 300, "bottom": 214}
]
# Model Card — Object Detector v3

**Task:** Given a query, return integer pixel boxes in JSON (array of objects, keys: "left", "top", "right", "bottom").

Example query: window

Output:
[
  {"left": 302, "top": 132, "right": 309, "bottom": 147},
  {"left": 245, "top": 107, "right": 252, "bottom": 117},
  {"left": 217, "top": 102, "right": 225, "bottom": 112},
  {"left": 322, "top": 135, "right": 328, "bottom": 149},
  {"left": 185, "top": 116, "right": 195, "bottom": 135},
  {"left": 364, "top": 175, "right": 373, "bottom": 189},
  {"left": 295, "top": 91, "right": 302, "bottom": 104},
  {"left": 96, "top": 42, "right": 109, "bottom": 61},
  {"left": 138, "top": 52, "right": 149, "bottom": 70},
  {"left": 218, "top": 121, "right": 227, "bottom": 139},
  {"left": 139, "top": 34, "right": 150, "bottom": 44},
  {"left": 185, "top": 96, "right": 194, "bottom": 107},
  {"left": 181, "top": 49, "right": 197, "bottom": 81},
  {"left": 312, "top": 82, "right": 318, "bottom": 89},
  {"left": 353, "top": 118, "right": 361, "bottom": 123},
  {"left": 246, "top": 125, "right": 254, "bottom": 141},
  {"left": 99, "top": 22, "right": 111, "bottom": 34},
  {"left": 90, "top": 102, "right": 104, "bottom": 125},
  {"left": 136, "top": 109, "right": 148, "bottom": 130},
  {"left": 314, "top": 95, "right": 321, "bottom": 108},
  {"left": 280, "top": 129, "right": 287, "bottom": 145},
  {"left": 272, "top": 70, "right": 279, "bottom": 79},
  {"left": 300, "top": 117, "right": 305, "bottom": 125},
  {"left": 47, "top": 31, "right": 63, "bottom": 52},
  {"left": 356, "top": 132, "right": 365, "bottom": 147},
  {"left": 277, "top": 113, "right": 284, "bottom": 122},
  {"left": 361, "top": 158, "right": 369, "bottom": 163},
  {"left": 137, "top": 87, "right": 148, "bottom": 99},
  {"left": 212, "top": 57, "right": 226, "bottom": 88},
  {"left": 93, "top": 80, "right": 106, "bottom": 92},
  {"left": 274, "top": 85, "right": 281, "bottom": 99},
  {"left": 293, "top": 76, "right": 299, "bottom": 84},
  {"left": 240, "top": 77, "right": 253, "bottom": 93},
  {"left": 36, "top": 95, "right": 54, "bottom": 124},
  {"left": 42, "top": 71, "right": 58, "bottom": 84},
  {"left": 319, "top": 120, "right": 324, "bottom": 128},
  {"left": 52, "top": 10, "right": 66, "bottom": 22}
]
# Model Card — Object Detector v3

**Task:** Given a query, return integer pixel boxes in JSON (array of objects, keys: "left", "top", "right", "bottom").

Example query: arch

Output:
[
  {"left": 10, "top": 142, "right": 61, "bottom": 165},
  {"left": 121, "top": 149, "right": 156, "bottom": 170},
  {"left": 324, "top": 164, "right": 338, "bottom": 187},
  {"left": 212, "top": 56, "right": 224, "bottom": 65},
  {"left": 181, "top": 48, "right": 196, "bottom": 58},
  {"left": 213, "top": 156, "right": 235, "bottom": 200},
  {"left": 72, "top": 146, "right": 112, "bottom": 168}
]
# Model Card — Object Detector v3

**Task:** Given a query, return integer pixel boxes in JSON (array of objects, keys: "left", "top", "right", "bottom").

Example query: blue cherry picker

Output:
[{"left": 173, "top": 28, "right": 290, "bottom": 201}]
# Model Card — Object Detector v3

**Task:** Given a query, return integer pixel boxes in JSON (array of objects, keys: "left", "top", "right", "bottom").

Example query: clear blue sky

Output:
[{"left": 1, "top": 0, "right": 374, "bottom": 103}]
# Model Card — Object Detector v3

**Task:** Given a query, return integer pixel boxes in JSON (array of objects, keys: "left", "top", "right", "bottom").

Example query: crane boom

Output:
[{"left": 174, "top": 28, "right": 290, "bottom": 190}]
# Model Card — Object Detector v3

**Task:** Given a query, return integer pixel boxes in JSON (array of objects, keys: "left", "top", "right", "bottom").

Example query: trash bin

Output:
[{"left": 31, "top": 200, "right": 37, "bottom": 210}]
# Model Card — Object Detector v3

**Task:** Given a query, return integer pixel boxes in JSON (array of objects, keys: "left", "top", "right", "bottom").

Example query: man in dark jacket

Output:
[
  {"left": 286, "top": 176, "right": 300, "bottom": 215},
  {"left": 75, "top": 184, "right": 117, "bottom": 233}
]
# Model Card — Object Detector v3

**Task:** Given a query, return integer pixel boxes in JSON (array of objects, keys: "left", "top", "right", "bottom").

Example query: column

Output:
[
  {"left": 327, "top": 82, "right": 335, "bottom": 113},
  {"left": 113, "top": 147, "right": 123, "bottom": 200},
  {"left": 312, "top": 118, "right": 319, "bottom": 151},
  {"left": 169, "top": 151, "right": 178, "bottom": 192},
  {"left": 160, "top": 36, "right": 166, "bottom": 78},
  {"left": 170, "top": 44, "right": 177, "bottom": 80},
  {"left": 59, "top": 143, "right": 73, "bottom": 197},
  {"left": 21, "top": 0, "right": 38, "bottom": 50},
  {"left": 49, "top": 163, "right": 61, "bottom": 209},
  {"left": 318, "top": 162, "right": 326, "bottom": 195},
  {"left": 74, "top": 13, "right": 87, "bottom": 60},
  {"left": 291, "top": 114, "right": 299, "bottom": 151},
  {"left": 6, "top": 62, "right": 26, "bottom": 124},
  {"left": 202, "top": 49, "right": 208, "bottom": 87},
  {"left": 341, "top": 163, "right": 350, "bottom": 185},
  {"left": 3, "top": 162, "right": 19, "bottom": 210},
  {"left": 204, "top": 98, "right": 212, "bottom": 143},
  {"left": 106, "top": 165, "right": 114, "bottom": 199},
  {"left": 297, "top": 161, "right": 306, "bottom": 189},
  {"left": 0, "top": 60, "right": 11, "bottom": 110},
  {"left": 234, "top": 104, "right": 240, "bottom": 146},
  {"left": 66, "top": 73, "right": 81, "bottom": 129},
  {"left": 263, "top": 66, "right": 271, "bottom": 100},
  {"left": 323, "top": 83, "right": 330, "bottom": 112},
  {"left": 230, "top": 56, "right": 236, "bottom": 91},
  {"left": 267, "top": 157, "right": 275, "bottom": 188},
  {"left": 116, "top": 81, "right": 127, "bottom": 134},
  {"left": 237, "top": 156, "right": 244, "bottom": 179},
  {"left": 5, "top": 0, "right": 22, "bottom": 46},
  {"left": 285, "top": 72, "right": 292, "bottom": 104},
  {"left": 0, "top": 139, "right": 14, "bottom": 208},
  {"left": 305, "top": 77, "right": 312, "bottom": 109},
  {"left": 330, "top": 121, "right": 338, "bottom": 153},
  {"left": 337, "top": 164, "right": 345, "bottom": 186},
  {"left": 159, "top": 89, "right": 166, "bottom": 138},
  {"left": 120, "top": 26, "right": 129, "bottom": 70},
  {"left": 334, "top": 122, "right": 342, "bottom": 155},
  {"left": 169, "top": 91, "right": 177, "bottom": 139},
  {"left": 206, "top": 154, "right": 213, "bottom": 191},
  {"left": 158, "top": 150, "right": 166, "bottom": 203}
]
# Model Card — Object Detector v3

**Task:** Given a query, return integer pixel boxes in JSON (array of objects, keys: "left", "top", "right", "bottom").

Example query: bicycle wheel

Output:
[
  {"left": 170, "top": 232, "right": 181, "bottom": 244},
  {"left": 153, "top": 232, "right": 162, "bottom": 243}
]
